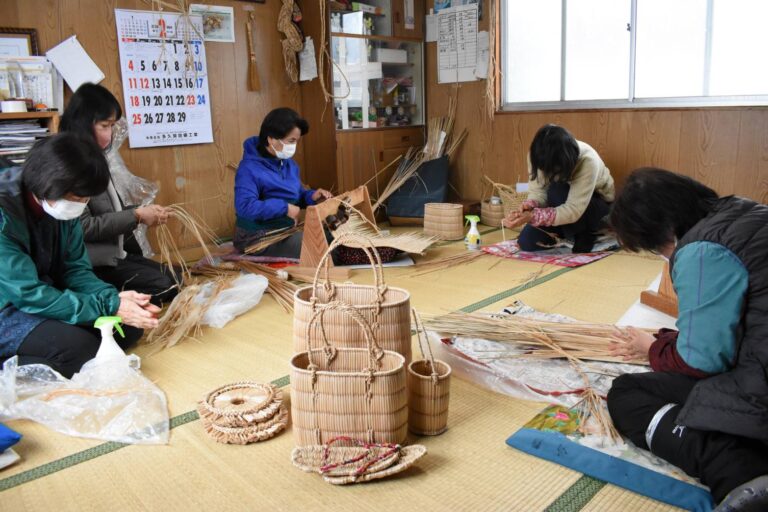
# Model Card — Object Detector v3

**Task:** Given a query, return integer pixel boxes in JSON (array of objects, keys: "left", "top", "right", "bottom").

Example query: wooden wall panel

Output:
[
  {"left": 6, "top": 0, "right": 307, "bottom": 248},
  {"left": 424, "top": 1, "right": 768, "bottom": 203}
]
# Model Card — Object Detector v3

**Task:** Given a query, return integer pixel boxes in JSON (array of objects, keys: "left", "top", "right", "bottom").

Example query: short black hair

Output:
[
  {"left": 257, "top": 107, "right": 309, "bottom": 157},
  {"left": 22, "top": 133, "right": 111, "bottom": 200},
  {"left": 609, "top": 168, "right": 719, "bottom": 252},
  {"left": 530, "top": 124, "right": 580, "bottom": 184},
  {"left": 60, "top": 83, "right": 122, "bottom": 143}
]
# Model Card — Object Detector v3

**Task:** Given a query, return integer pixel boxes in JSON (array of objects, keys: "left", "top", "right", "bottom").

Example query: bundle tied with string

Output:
[
  {"left": 197, "top": 381, "right": 288, "bottom": 445},
  {"left": 293, "top": 233, "right": 412, "bottom": 363},
  {"left": 408, "top": 310, "right": 451, "bottom": 436},
  {"left": 277, "top": 0, "right": 304, "bottom": 82},
  {"left": 290, "top": 301, "right": 408, "bottom": 446}
]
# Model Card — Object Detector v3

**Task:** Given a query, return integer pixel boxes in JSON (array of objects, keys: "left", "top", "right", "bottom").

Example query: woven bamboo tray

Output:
[
  {"left": 294, "top": 233, "right": 412, "bottom": 364},
  {"left": 480, "top": 200, "right": 504, "bottom": 227},
  {"left": 423, "top": 203, "right": 464, "bottom": 241},
  {"left": 290, "top": 302, "right": 408, "bottom": 446}
]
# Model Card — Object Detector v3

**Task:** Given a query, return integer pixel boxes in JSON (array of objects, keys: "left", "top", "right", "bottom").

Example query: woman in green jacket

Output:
[{"left": 0, "top": 134, "right": 159, "bottom": 378}]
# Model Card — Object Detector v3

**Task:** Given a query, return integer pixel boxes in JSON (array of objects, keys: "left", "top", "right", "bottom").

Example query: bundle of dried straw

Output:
[
  {"left": 333, "top": 206, "right": 437, "bottom": 254},
  {"left": 422, "top": 311, "right": 649, "bottom": 365},
  {"left": 244, "top": 224, "right": 303, "bottom": 255}
]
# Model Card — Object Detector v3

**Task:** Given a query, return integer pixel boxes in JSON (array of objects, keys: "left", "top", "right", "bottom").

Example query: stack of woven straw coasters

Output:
[{"left": 197, "top": 381, "right": 288, "bottom": 444}]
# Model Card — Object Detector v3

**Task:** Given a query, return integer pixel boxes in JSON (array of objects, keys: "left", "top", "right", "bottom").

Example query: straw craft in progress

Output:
[{"left": 197, "top": 382, "right": 288, "bottom": 445}]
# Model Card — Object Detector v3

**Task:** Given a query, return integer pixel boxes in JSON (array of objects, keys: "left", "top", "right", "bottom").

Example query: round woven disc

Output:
[{"left": 198, "top": 381, "right": 282, "bottom": 426}]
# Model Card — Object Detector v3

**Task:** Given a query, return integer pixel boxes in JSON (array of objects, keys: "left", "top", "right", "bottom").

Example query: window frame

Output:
[{"left": 499, "top": 0, "right": 768, "bottom": 112}]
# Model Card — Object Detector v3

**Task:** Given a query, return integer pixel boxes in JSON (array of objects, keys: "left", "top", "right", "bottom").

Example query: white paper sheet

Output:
[
  {"left": 405, "top": 0, "right": 416, "bottom": 30},
  {"left": 46, "top": 36, "right": 105, "bottom": 92},
  {"left": 299, "top": 37, "right": 318, "bottom": 81},
  {"left": 425, "top": 14, "right": 438, "bottom": 42},
  {"left": 474, "top": 30, "right": 489, "bottom": 79},
  {"left": 437, "top": 4, "right": 479, "bottom": 84}
]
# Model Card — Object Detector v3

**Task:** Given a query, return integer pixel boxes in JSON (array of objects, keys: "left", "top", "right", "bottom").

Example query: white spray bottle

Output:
[
  {"left": 464, "top": 215, "right": 481, "bottom": 250},
  {"left": 93, "top": 316, "right": 127, "bottom": 363}
]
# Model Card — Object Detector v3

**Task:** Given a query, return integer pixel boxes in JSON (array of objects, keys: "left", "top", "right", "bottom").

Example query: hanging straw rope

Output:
[{"left": 278, "top": 0, "right": 304, "bottom": 83}]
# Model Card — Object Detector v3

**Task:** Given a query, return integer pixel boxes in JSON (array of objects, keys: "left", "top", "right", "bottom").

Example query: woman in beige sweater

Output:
[{"left": 503, "top": 124, "right": 615, "bottom": 253}]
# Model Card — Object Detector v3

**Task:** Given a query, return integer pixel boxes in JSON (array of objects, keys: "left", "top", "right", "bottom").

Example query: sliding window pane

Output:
[
  {"left": 709, "top": 0, "right": 768, "bottom": 96},
  {"left": 504, "top": 0, "right": 561, "bottom": 103},
  {"left": 635, "top": 0, "right": 707, "bottom": 98},
  {"left": 565, "top": 0, "right": 631, "bottom": 100}
]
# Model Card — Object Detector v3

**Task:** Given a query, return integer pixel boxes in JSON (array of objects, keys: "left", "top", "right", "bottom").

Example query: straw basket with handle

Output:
[
  {"left": 293, "top": 233, "right": 412, "bottom": 363},
  {"left": 423, "top": 203, "right": 464, "bottom": 240},
  {"left": 480, "top": 199, "right": 504, "bottom": 227},
  {"left": 408, "top": 310, "right": 451, "bottom": 435},
  {"left": 290, "top": 301, "right": 408, "bottom": 446}
]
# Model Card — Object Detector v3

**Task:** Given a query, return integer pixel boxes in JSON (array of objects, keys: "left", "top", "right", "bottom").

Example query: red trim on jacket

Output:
[{"left": 648, "top": 328, "right": 711, "bottom": 379}]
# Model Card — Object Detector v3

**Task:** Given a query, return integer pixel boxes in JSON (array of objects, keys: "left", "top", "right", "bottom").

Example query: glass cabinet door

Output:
[
  {"left": 329, "top": 0, "right": 393, "bottom": 37},
  {"left": 331, "top": 36, "right": 424, "bottom": 129}
]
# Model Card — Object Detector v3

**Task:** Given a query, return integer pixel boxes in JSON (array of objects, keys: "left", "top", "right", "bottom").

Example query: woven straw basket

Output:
[
  {"left": 294, "top": 233, "right": 411, "bottom": 363},
  {"left": 480, "top": 200, "right": 504, "bottom": 227},
  {"left": 423, "top": 203, "right": 464, "bottom": 241},
  {"left": 290, "top": 302, "right": 408, "bottom": 446},
  {"left": 407, "top": 311, "right": 451, "bottom": 435},
  {"left": 497, "top": 186, "right": 525, "bottom": 216}
]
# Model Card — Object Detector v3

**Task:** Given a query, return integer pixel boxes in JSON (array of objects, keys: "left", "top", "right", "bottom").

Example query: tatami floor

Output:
[{"left": 0, "top": 227, "right": 680, "bottom": 511}]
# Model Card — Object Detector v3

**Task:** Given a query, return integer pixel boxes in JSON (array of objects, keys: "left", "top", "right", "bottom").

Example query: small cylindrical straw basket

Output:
[
  {"left": 480, "top": 199, "right": 504, "bottom": 227},
  {"left": 294, "top": 233, "right": 412, "bottom": 363},
  {"left": 407, "top": 310, "right": 451, "bottom": 436},
  {"left": 423, "top": 203, "right": 464, "bottom": 241},
  {"left": 290, "top": 302, "right": 408, "bottom": 446}
]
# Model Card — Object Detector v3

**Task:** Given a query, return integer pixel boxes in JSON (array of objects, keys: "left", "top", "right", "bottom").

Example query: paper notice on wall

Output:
[
  {"left": 425, "top": 14, "right": 438, "bottom": 42},
  {"left": 46, "top": 36, "right": 105, "bottom": 92},
  {"left": 474, "top": 30, "right": 489, "bottom": 79},
  {"left": 299, "top": 37, "right": 318, "bottom": 81},
  {"left": 437, "top": 3, "right": 478, "bottom": 83},
  {"left": 405, "top": 0, "right": 415, "bottom": 30}
]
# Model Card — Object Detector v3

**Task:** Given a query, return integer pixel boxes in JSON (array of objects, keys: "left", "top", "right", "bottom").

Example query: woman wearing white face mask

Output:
[
  {"left": 234, "top": 107, "right": 332, "bottom": 258},
  {"left": 61, "top": 83, "right": 177, "bottom": 307},
  {"left": 0, "top": 134, "right": 160, "bottom": 379}
]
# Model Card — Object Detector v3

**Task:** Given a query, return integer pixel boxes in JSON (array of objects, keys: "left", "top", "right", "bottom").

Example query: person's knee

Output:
[
  {"left": 517, "top": 226, "right": 543, "bottom": 252},
  {"left": 607, "top": 374, "right": 635, "bottom": 419},
  {"left": 51, "top": 330, "right": 99, "bottom": 378}
]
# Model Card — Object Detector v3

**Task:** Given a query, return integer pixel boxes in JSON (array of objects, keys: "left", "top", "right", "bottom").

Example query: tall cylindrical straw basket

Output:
[
  {"left": 480, "top": 199, "right": 504, "bottom": 227},
  {"left": 423, "top": 203, "right": 464, "bottom": 241},
  {"left": 290, "top": 301, "right": 408, "bottom": 446},
  {"left": 407, "top": 310, "right": 451, "bottom": 436},
  {"left": 293, "top": 233, "right": 412, "bottom": 363}
]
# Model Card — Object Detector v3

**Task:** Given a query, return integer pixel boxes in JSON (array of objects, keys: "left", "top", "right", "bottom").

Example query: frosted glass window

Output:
[
  {"left": 565, "top": 0, "right": 631, "bottom": 100},
  {"left": 709, "top": 0, "right": 768, "bottom": 96},
  {"left": 634, "top": 0, "right": 707, "bottom": 98},
  {"left": 504, "top": 0, "right": 561, "bottom": 102}
]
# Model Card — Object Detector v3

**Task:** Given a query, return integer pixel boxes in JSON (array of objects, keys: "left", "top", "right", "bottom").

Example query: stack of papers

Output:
[{"left": 0, "top": 120, "right": 49, "bottom": 165}]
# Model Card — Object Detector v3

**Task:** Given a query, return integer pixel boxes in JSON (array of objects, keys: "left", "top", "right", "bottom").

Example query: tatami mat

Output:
[{"left": 1, "top": 230, "right": 678, "bottom": 511}]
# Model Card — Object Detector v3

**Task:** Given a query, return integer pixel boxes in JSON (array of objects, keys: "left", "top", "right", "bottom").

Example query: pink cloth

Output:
[{"left": 481, "top": 239, "right": 612, "bottom": 268}]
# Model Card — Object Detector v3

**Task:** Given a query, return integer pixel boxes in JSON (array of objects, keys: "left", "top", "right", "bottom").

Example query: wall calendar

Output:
[{"left": 115, "top": 9, "right": 213, "bottom": 148}]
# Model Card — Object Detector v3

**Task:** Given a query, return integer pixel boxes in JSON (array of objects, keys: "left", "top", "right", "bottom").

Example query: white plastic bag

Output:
[
  {"left": 0, "top": 355, "right": 169, "bottom": 445},
  {"left": 201, "top": 274, "right": 269, "bottom": 328},
  {"left": 106, "top": 117, "right": 159, "bottom": 258}
]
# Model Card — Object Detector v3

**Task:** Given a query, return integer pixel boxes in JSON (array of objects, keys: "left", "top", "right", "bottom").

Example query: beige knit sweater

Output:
[{"left": 526, "top": 140, "right": 615, "bottom": 226}]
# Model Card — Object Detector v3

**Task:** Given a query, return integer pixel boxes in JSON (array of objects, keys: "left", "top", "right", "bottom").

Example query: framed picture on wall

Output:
[{"left": 0, "top": 28, "right": 39, "bottom": 57}]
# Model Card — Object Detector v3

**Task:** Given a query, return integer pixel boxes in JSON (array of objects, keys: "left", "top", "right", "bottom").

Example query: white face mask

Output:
[
  {"left": 272, "top": 140, "right": 297, "bottom": 160},
  {"left": 42, "top": 198, "right": 89, "bottom": 220}
]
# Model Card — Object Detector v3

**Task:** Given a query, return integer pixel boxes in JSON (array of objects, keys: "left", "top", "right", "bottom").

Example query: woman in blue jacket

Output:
[{"left": 234, "top": 108, "right": 332, "bottom": 257}]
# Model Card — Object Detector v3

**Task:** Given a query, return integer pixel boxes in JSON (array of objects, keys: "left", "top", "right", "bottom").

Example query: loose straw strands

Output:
[
  {"left": 424, "top": 310, "right": 626, "bottom": 440},
  {"left": 236, "top": 261, "right": 298, "bottom": 313},
  {"left": 405, "top": 251, "right": 486, "bottom": 277},
  {"left": 372, "top": 147, "right": 425, "bottom": 212},
  {"left": 145, "top": 275, "right": 238, "bottom": 350},
  {"left": 422, "top": 311, "right": 649, "bottom": 365},
  {"left": 333, "top": 208, "right": 437, "bottom": 255},
  {"left": 156, "top": 205, "right": 219, "bottom": 287},
  {"left": 244, "top": 224, "right": 304, "bottom": 254}
]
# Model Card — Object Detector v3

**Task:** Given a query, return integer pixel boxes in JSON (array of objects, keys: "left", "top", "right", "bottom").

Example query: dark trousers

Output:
[
  {"left": 607, "top": 372, "right": 768, "bottom": 502},
  {"left": 14, "top": 320, "right": 143, "bottom": 378},
  {"left": 93, "top": 253, "right": 178, "bottom": 307},
  {"left": 518, "top": 182, "right": 609, "bottom": 253}
]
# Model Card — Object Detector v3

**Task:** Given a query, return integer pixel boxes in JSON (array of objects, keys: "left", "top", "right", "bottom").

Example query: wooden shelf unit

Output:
[{"left": 0, "top": 111, "right": 60, "bottom": 133}]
